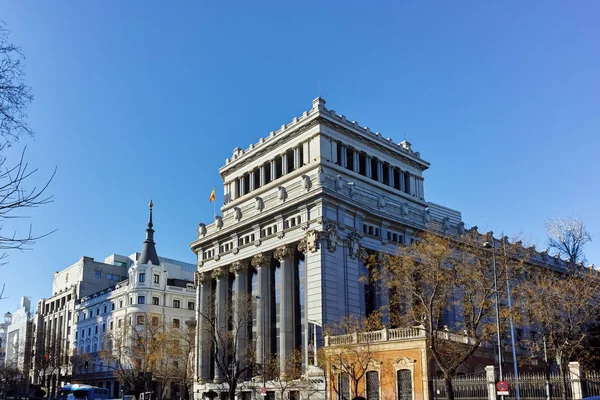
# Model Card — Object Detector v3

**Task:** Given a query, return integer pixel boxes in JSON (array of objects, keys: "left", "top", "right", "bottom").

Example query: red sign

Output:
[
  {"left": 260, "top": 387, "right": 267, "bottom": 396},
  {"left": 496, "top": 381, "right": 509, "bottom": 392}
]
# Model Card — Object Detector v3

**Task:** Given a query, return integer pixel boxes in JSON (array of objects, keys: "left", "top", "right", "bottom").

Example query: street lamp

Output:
[
  {"left": 307, "top": 319, "right": 322, "bottom": 368},
  {"left": 483, "top": 238, "right": 504, "bottom": 393}
]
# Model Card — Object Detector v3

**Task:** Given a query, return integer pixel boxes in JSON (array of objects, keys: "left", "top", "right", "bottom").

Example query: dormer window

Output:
[{"left": 139, "top": 273, "right": 146, "bottom": 283}]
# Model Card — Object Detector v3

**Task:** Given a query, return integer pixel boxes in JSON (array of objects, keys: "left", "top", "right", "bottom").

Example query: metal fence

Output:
[
  {"left": 431, "top": 375, "right": 488, "bottom": 400},
  {"left": 431, "top": 367, "right": 600, "bottom": 400}
]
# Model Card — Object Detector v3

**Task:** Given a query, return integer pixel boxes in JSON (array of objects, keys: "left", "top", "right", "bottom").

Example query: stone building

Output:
[
  {"left": 191, "top": 97, "right": 463, "bottom": 398},
  {"left": 0, "top": 312, "right": 11, "bottom": 370},
  {"left": 71, "top": 202, "right": 196, "bottom": 399},
  {"left": 5, "top": 297, "right": 34, "bottom": 381},
  {"left": 32, "top": 204, "right": 195, "bottom": 398}
]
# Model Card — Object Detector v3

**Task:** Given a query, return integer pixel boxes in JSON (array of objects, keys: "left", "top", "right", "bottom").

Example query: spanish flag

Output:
[{"left": 209, "top": 188, "right": 215, "bottom": 202}]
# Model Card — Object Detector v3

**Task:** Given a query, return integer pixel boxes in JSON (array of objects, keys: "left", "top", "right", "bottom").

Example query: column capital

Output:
[
  {"left": 211, "top": 266, "right": 228, "bottom": 280},
  {"left": 197, "top": 271, "right": 212, "bottom": 284},
  {"left": 230, "top": 260, "right": 249, "bottom": 275},
  {"left": 251, "top": 253, "right": 269, "bottom": 268},
  {"left": 274, "top": 245, "right": 295, "bottom": 261}
]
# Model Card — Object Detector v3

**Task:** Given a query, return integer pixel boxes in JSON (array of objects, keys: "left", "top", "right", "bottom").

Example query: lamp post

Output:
[
  {"left": 307, "top": 319, "right": 322, "bottom": 368},
  {"left": 483, "top": 238, "right": 504, "bottom": 396}
]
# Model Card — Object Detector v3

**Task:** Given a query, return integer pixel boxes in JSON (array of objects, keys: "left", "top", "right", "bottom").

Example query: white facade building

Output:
[
  {"left": 191, "top": 97, "right": 464, "bottom": 398},
  {"left": 71, "top": 203, "right": 196, "bottom": 399},
  {"left": 6, "top": 297, "right": 33, "bottom": 380},
  {"left": 0, "top": 312, "right": 11, "bottom": 370},
  {"left": 33, "top": 204, "right": 195, "bottom": 398}
]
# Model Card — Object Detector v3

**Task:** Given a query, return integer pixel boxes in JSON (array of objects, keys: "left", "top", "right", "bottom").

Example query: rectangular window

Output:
[
  {"left": 95, "top": 326, "right": 98, "bottom": 334},
  {"left": 173, "top": 319, "right": 180, "bottom": 328},
  {"left": 152, "top": 297, "right": 159, "bottom": 306},
  {"left": 110, "top": 321, "right": 114, "bottom": 330},
  {"left": 102, "top": 323, "right": 106, "bottom": 332},
  {"left": 119, "top": 299, "right": 123, "bottom": 308},
  {"left": 75, "top": 331, "right": 78, "bottom": 340},
  {"left": 137, "top": 315, "right": 145, "bottom": 325},
  {"left": 94, "top": 271, "right": 101, "bottom": 278},
  {"left": 103, "top": 305, "right": 107, "bottom": 313},
  {"left": 118, "top": 319, "right": 122, "bottom": 328},
  {"left": 188, "top": 302, "right": 195, "bottom": 310},
  {"left": 138, "top": 296, "right": 145, "bottom": 304},
  {"left": 89, "top": 310, "right": 93, "bottom": 318},
  {"left": 106, "top": 273, "right": 113, "bottom": 280},
  {"left": 111, "top": 302, "right": 115, "bottom": 310},
  {"left": 88, "top": 327, "right": 91, "bottom": 336},
  {"left": 139, "top": 273, "right": 145, "bottom": 283},
  {"left": 173, "top": 299, "right": 181, "bottom": 308},
  {"left": 153, "top": 274, "right": 159, "bottom": 284}
]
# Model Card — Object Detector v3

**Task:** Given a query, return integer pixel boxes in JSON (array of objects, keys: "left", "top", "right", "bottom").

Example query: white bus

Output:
[{"left": 58, "top": 384, "right": 110, "bottom": 400}]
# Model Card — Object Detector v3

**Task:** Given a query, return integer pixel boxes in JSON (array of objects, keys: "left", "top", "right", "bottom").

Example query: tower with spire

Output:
[{"left": 138, "top": 200, "right": 160, "bottom": 266}]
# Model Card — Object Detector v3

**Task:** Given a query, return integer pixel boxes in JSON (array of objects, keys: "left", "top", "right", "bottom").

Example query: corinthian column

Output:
[
  {"left": 252, "top": 253, "right": 272, "bottom": 367},
  {"left": 274, "top": 245, "right": 296, "bottom": 374},
  {"left": 230, "top": 260, "right": 250, "bottom": 377},
  {"left": 212, "top": 266, "right": 229, "bottom": 383},
  {"left": 197, "top": 272, "right": 213, "bottom": 382}
]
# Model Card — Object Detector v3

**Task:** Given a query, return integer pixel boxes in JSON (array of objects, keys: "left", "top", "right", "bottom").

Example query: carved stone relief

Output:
[
  {"left": 347, "top": 232, "right": 361, "bottom": 259},
  {"left": 325, "top": 224, "right": 338, "bottom": 252},
  {"left": 197, "top": 223, "right": 207, "bottom": 237},
  {"left": 255, "top": 197, "right": 264, "bottom": 211},
  {"left": 274, "top": 245, "right": 294, "bottom": 261}
]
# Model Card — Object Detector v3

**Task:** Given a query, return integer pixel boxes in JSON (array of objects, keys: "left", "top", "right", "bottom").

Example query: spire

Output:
[{"left": 139, "top": 200, "right": 160, "bottom": 266}]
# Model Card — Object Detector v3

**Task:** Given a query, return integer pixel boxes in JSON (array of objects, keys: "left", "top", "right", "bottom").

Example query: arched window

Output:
[
  {"left": 366, "top": 370, "right": 380, "bottom": 400},
  {"left": 397, "top": 369, "right": 412, "bottom": 400}
]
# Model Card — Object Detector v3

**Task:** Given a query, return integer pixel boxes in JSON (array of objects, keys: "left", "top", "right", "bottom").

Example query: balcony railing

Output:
[{"left": 325, "top": 326, "right": 495, "bottom": 349}]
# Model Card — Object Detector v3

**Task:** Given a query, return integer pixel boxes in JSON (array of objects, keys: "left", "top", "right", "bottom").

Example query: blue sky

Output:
[{"left": 1, "top": 1, "right": 598, "bottom": 311}]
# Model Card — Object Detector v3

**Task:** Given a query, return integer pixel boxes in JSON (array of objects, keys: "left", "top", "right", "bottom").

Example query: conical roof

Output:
[{"left": 138, "top": 200, "right": 160, "bottom": 266}]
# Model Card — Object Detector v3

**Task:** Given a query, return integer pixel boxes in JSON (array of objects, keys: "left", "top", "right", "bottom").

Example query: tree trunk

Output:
[
  {"left": 560, "top": 362, "right": 569, "bottom": 400},
  {"left": 228, "top": 381, "right": 237, "bottom": 400},
  {"left": 444, "top": 375, "right": 455, "bottom": 400}
]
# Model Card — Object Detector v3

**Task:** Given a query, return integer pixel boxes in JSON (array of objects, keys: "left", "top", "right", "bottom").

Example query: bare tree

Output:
[
  {"left": 371, "top": 230, "right": 525, "bottom": 400},
  {"left": 0, "top": 22, "right": 55, "bottom": 291},
  {"left": 546, "top": 217, "right": 592, "bottom": 268},
  {"left": 99, "top": 314, "right": 165, "bottom": 394},
  {"left": 321, "top": 313, "right": 382, "bottom": 400},
  {"left": 198, "top": 291, "right": 256, "bottom": 400},
  {"left": 518, "top": 266, "right": 600, "bottom": 400}
]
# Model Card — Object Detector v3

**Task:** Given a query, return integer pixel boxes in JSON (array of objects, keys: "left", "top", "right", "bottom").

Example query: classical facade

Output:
[
  {"left": 32, "top": 204, "right": 195, "bottom": 398},
  {"left": 191, "top": 97, "right": 464, "bottom": 398},
  {"left": 5, "top": 297, "right": 34, "bottom": 381},
  {"left": 71, "top": 203, "right": 196, "bottom": 399},
  {"left": 0, "top": 312, "right": 11, "bottom": 370}
]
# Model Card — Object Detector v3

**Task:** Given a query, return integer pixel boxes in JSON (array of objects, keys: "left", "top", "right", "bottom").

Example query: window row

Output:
[
  {"left": 225, "top": 144, "right": 306, "bottom": 203},
  {"left": 336, "top": 369, "right": 412, "bottom": 400},
  {"left": 333, "top": 141, "right": 424, "bottom": 199},
  {"left": 138, "top": 273, "right": 160, "bottom": 284}
]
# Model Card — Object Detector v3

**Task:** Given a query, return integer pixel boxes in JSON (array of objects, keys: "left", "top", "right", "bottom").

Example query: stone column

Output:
[
  {"left": 294, "top": 146, "right": 301, "bottom": 169},
  {"left": 249, "top": 171, "right": 255, "bottom": 192},
  {"left": 270, "top": 159, "right": 277, "bottom": 181},
  {"left": 365, "top": 156, "right": 372, "bottom": 178},
  {"left": 197, "top": 272, "right": 213, "bottom": 382},
  {"left": 399, "top": 170, "right": 405, "bottom": 192},
  {"left": 485, "top": 365, "right": 496, "bottom": 400},
  {"left": 388, "top": 165, "right": 395, "bottom": 187},
  {"left": 569, "top": 361, "right": 583, "bottom": 400},
  {"left": 239, "top": 176, "right": 246, "bottom": 197},
  {"left": 252, "top": 253, "right": 272, "bottom": 366},
  {"left": 340, "top": 145, "right": 347, "bottom": 168},
  {"left": 212, "top": 267, "right": 229, "bottom": 383},
  {"left": 377, "top": 161, "right": 384, "bottom": 182},
  {"left": 231, "top": 261, "right": 250, "bottom": 378},
  {"left": 353, "top": 151, "right": 360, "bottom": 172},
  {"left": 274, "top": 245, "right": 296, "bottom": 374},
  {"left": 281, "top": 153, "right": 288, "bottom": 175},
  {"left": 260, "top": 165, "right": 266, "bottom": 186}
]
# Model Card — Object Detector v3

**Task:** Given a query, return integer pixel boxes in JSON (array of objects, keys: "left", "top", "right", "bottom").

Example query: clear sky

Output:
[{"left": 1, "top": 1, "right": 598, "bottom": 312}]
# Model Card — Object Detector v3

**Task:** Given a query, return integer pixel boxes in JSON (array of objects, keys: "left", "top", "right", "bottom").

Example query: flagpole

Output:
[{"left": 213, "top": 186, "right": 216, "bottom": 219}]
